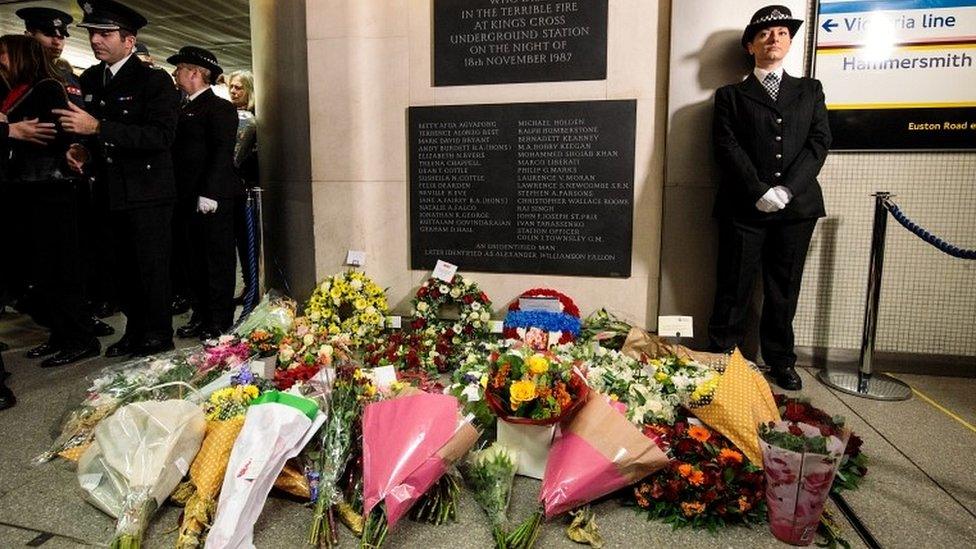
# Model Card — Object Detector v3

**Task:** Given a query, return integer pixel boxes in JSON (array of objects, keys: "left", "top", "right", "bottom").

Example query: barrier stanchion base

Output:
[{"left": 816, "top": 369, "right": 912, "bottom": 401}]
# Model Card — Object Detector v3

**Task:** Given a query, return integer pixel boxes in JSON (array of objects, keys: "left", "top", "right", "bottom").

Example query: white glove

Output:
[
  {"left": 772, "top": 185, "right": 793, "bottom": 206},
  {"left": 755, "top": 188, "right": 786, "bottom": 213},
  {"left": 197, "top": 196, "right": 218, "bottom": 214}
]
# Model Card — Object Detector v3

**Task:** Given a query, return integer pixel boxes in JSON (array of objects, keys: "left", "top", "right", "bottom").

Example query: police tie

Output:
[
  {"left": 103, "top": 67, "right": 113, "bottom": 86},
  {"left": 763, "top": 72, "right": 780, "bottom": 101}
]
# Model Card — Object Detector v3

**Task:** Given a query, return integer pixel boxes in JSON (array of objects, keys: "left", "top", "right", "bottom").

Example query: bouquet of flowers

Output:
[
  {"left": 759, "top": 421, "right": 849, "bottom": 546},
  {"left": 360, "top": 392, "right": 473, "bottom": 547},
  {"left": 774, "top": 394, "right": 867, "bottom": 492},
  {"left": 483, "top": 343, "right": 587, "bottom": 425},
  {"left": 37, "top": 352, "right": 204, "bottom": 463},
  {"left": 307, "top": 364, "right": 376, "bottom": 547},
  {"left": 581, "top": 346, "right": 718, "bottom": 426},
  {"left": 634, "top": 419, "right": 766, "bottom": 530},
  {"left": 77, "top": 400, "right": 207, "bottom": 549},
  {"left": 232, "top": 293, "right": 296, "bottom": 352},
  {"left": 687, "top": 350, "right": 780, "bottom": 466},
  {"left": 305, "top": 270, "right": 388, "bottom": 348},
  {"left": 175, "top": 376, "right": 264, "bottom": 548},
  {"left": 206, "top": 391, "right": 326, "bottom": 549},
  {"left": 188, "top": 336, "right": 253, "bottom": 377},
  {"left": 446, "top": 344, "right": 496, "bottom": 430},
  {"left": 579, "top": 308, "right": 634, "bottom": 350},
  {"left": 461, "top": 443, "right": 519, "bottom": 545}
]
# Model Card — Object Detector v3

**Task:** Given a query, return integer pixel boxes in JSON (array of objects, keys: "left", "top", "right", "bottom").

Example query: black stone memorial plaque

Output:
[
  {"left": 433, "top": 0, "right": 608, "bottom": 86},
  {"left": 409, "top": 100, "right": 636, "bottom": 278}
]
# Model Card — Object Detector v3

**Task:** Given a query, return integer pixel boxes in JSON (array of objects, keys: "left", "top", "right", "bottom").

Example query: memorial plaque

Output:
[
  {"left": 409, "top": 100, "right": 636, "bottom": 278},
  {"left": 433, "top": 0, "right": 608, "bottom": 86}
]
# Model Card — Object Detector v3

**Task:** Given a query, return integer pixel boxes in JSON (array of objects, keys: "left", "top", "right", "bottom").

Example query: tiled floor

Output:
[{"left": 1, "top": 310, "right": 973, "bottom": 548}]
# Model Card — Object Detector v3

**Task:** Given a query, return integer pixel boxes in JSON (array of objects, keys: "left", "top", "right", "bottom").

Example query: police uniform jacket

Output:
[
  {"left": 171, "top": 88, "right": 241, "bottom": 200},
  {"left": 79, "top": 54, "right": 180, "bottom": 211},
  {"left": 712, "top": 72, "right": 831, "bottom": 221}
]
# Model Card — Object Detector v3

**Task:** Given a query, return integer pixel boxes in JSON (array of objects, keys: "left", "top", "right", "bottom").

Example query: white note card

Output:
[
  {"left": 386, "top": 315, "right": 402, "bottom": 329},
  {"left": 432, "top": 260, "right": 458, "bottom": 283},
  {"left": 372, "top": 365, "right": 398, "bottom": 390},
  {"left": 658, "top": 315, "right": 694, "bottom": 338},
  {"left": 345, "top": 250, "right": 366, "bottom": 267},
  {"left": 489, "top": 320, "right": 504, "bottom": 333}
]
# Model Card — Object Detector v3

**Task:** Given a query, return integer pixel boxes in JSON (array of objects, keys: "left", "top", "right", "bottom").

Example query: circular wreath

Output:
[
  {"left": 305, "top": 270, "right": 388, "bottom": 347},
  {"left": 503, "top": 288, "right": 582, "bottom": 346},
  {"left": 411, "top": 274, "right": 492, "bottom": 339}
]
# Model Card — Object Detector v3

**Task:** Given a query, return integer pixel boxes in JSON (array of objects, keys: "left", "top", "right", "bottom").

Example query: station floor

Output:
[{"left": 1, "top": 310, "right": 974, "bottom": 548}]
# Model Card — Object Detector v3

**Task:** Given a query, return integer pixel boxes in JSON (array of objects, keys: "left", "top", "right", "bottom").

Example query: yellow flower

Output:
[
  {"left": 480, "top": 374, "right": 489, "bottom": 388},
  {"left": 354, "top": 297, "right": 368, "bottom": 310},
  {"left": 526, "top": 354, "right": 550, "bottom": 375},
  {"left": 654, "top": 370, "right": 669, "bottom": 383},
  {"left": 329, "top": 286, "right": 342, "bottom": 300},
  {"left": 509, "top": 379, "right": 538, "bottom": 410}
]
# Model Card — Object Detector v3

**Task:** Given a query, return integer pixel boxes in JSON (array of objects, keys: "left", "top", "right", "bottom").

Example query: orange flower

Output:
[
  {"left": 718, "top": 448, "right": 743, "bottom": 465},
  {"left": 737, "top": 496, "right": 752, "bottom": 512},
  {"left": 681, "top": 502, "right": 706, "bottom": 517},
  {"left": 553, "top": 381, "right": 572, "bottom": 409},
  {"left": 491, "top": 363, "right": 511, "bottom": 389},
  {"left": 677, "top": 463, "right": 693, "bottom": 478},
  {"left": 688, "top": 425, "right": 711, "bottom": 443},
  {"left": 687, "top": 470, "right": 706, "bottom": 486}
]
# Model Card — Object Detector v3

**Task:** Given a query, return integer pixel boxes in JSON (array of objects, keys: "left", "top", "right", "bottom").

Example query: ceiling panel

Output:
[{"left": 0, "top": 0, "right": 253, "bottom": 73}]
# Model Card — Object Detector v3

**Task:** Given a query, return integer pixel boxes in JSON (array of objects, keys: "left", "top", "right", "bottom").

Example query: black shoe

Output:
[
  {"left": 176, "top": 320, "right": 203, "bottom": 339},
  {"left": 93, "top": 318, "right": 116, "bottom": 337},
  {"left": 105, "top": 336, "right": 136, "bottom": 358},
  {"left": 133, "top": 338, "right": 175, "bottom": 357},
  {"left": 771, "top": 367, "right": 803, "bottom": 391},
  {"left": 41, "top": 341, "right": 101, "bottom": 368},
  {"left": 26, "top": 342, "right": 60, "bottom": 359},
  {"left": 197, "top": 327, "right": 222, "bottom": 342},
  {"left": 0, "top": 383, "right": 15, "bottom": 411},
  {"left": 171, "top": 296, "right": 191, "bottom": 316},
  {"left": 92, "top": 301, "right": 116, "bottom": 319}
]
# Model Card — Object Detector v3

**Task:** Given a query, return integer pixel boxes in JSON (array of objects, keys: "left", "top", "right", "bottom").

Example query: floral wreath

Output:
[
  {"left": 411, "top": 274, "right": 492, "bottom": 339},
  {"left": 503, "top": 288, "right": 582, "bottom": 347},
  {"left": 305, "top": 270, "right": 388, "bottom": 347}
]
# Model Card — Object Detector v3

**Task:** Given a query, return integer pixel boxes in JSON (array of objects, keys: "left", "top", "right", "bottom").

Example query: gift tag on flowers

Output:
[
  {"left": 432, "top": 260, "right": 458, "bottom": 283},
  {"left": 371, "top": 365, "right": 398, "bottom": 390},
  {"left": 490, "top": 320, "right": 504, "bottom": 333},
  {"left": 79, "top": 473, "right": 102, "bottom": 491},
  {"left": 345, "top": 250, "right": 366, "bottom": 267},
  {"left": 658, "top": 315, "right": 694, "bottom": 338},
  {"left": 386, "top": 315, "right": 402, "bottom": 329}
]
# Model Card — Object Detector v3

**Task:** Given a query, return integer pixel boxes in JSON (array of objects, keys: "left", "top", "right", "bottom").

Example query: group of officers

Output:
[{"left": 1, "top": 0, "right": 254, "bottom": 410}]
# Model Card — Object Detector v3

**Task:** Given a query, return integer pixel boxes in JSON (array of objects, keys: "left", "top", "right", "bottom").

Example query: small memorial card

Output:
[
  {"left": 432, "top": 260, "right": 458, "bottom": 283},
  {"left": 345, "top": 250, "right": 366, "bottom": 267},
  {"left": 489, "top": 320, "right": 504, "bottom": 333},
  {"left": 371, "top": 365, "right": 398, "bottom": 391},
  {"left": 386, "top": 315, "right": 402, "bottom": 329},
  {"left": 658, "top": 315, "right": 694, "bottom": 338},
  {"left": 518, "top": 297, "right": 562, "bottom": 312}
]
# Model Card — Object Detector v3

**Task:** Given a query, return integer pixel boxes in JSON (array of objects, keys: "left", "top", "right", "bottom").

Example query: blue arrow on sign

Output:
[{"left": 822, "top": 19, "right": 838, "bottom": 32}]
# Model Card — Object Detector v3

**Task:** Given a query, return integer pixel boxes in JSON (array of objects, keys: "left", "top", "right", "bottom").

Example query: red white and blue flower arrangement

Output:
[{"left": 503, "top": 288, "right": 582, "bottom": 348}]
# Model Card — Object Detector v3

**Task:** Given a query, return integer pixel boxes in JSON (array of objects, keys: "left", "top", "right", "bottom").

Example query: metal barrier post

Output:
[
  {"left": 252, "top": 187, "right": 266, "bottom": 297},
  {"left": 817, "top": 192, "right": 911, "bottom": 401}
]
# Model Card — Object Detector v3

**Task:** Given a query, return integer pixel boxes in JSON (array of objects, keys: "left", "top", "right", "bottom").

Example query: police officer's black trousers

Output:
[
  {"left": 707, "top": 217, "right": 817, "bottom": 370},
  {"left": 31, "top": 181, "right": 96, "bottom": 349},
  {"left": 188, "top": 205, "right": 236, "bottom": 332},
  {"left": 110, "top": 204, "right": 174, "bottom": 343}
]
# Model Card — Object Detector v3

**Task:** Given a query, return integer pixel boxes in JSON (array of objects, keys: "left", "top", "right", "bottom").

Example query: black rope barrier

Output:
[{"left": 882, "top": 198, "right": 976, "bottom": 260}]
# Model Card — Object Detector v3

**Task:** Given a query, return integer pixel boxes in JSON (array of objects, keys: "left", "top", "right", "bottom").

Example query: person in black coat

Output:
[
  {"left": 2, "top": 77, "right": 59, "bottom": 410},
  {"left": 1, "top": 34, "right": 101, "bottom": 367},
  {"left": 707, "top": 5, "right": 831, "bottom": 391},
  {"left": 167, "top": 47, "right": 241, "bottom": 339},
  {"left": 56, "top": 0, "right": 181, "bottom": 358}
]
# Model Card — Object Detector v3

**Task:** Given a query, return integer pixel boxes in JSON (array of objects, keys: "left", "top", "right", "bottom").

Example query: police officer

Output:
[
  {"left": 707, "top": 6, "right": 831, "bottom": 391},
  {"left": 56, "top": 0, "right": 181, "bottom": 358},
  {"left": 17, "top": 7, "right": 117, "bottom": 345},
  {"left": 168, "top": 47, "right": 240, "bottom": 340}
]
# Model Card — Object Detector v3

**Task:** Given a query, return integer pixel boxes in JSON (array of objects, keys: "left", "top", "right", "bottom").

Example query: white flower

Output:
[
  {"left": 471, "top": 302, "right": 482, "bottom": 311},
  {"left": 450, "top": 287, "right": 462, "bottom": 298},
  {"left": 310, "top": 310, "right": 322, "bottom": 322},
  {"left": 320, "top": 281, "right": 331, "bottom": 292},
  {"left": 473, "top": 320, "right": 482, "bottom": 328},
  {"left": 318, "top": 344, "right": 334, "bottom": 357},
  {"left": 303, "top": 333, "right": 315, "bottom": 346},
  {"left": 439, "top": 284, "right": 450, "bottom": 294},
  {"left": 480, "top": 311, "right": 490, "bottom": 322},
  {"left": 469, "top": 311, "right": 480, "bottom": 321},
  {"left": 279, "top": 347, "right": 295, "bottom": 362},
  {"left": 350, "top": 278, "right": 363, "bottom": 291},
  {"left": 416, "top": 302, "right": 429, "bottom": 312},
  {"left": 464, "top": 278, "right": 474, "bottom": 288}
]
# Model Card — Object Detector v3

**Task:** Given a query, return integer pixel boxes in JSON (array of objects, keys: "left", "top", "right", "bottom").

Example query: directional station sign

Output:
[{"left": 815, "top": 0, "right": 976, "bottom": 149}]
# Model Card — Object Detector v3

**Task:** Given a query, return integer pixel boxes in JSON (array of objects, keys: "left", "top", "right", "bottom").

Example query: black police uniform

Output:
[
  {"left": 75, "top": 0, "right": 181, "bottom": 354},
  {"left": 707, "top": 6, "right": 831, "bottom": 376},
  {"left": 171, "top": 83, "right": 241, "bottom": 334}
]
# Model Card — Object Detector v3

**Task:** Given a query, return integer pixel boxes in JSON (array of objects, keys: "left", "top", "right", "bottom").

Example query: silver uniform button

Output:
[
  {"left": 776, "top": 118, "right": 783, "bottom": 123},
  {"left": 775, "top": 136, "right": 782, "bottom": 141},
  {"left": 146, "top": 164, "right": 152, "bottom": 169},
  {"left": 99, "top": 100, "right": 106, "bottom": 107},
  {"left": 774, "top": 172, "right": 782, "bottom": 177},
  {"left": 106, "top": 157, "right": 113, "bottom": 164},
  {"left": 776, "top": 153, "right": 782, "bottom": 159}
]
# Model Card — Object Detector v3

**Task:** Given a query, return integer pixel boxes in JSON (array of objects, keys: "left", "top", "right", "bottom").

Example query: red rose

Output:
[
  {"left": 430, "top": 289, "right": 440, "bottom": 299},
  {"left": 418, "top": 286, "right": 428, "bottom": 298},
  {"left": 787, "top": 423, "right": 804, "bottom": 436},
  {"left": 784, "top": 402, "right": 807, "bottom": 422},
  {"left": 463, "top": 295, "right": 474, "bottom": 304}
]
